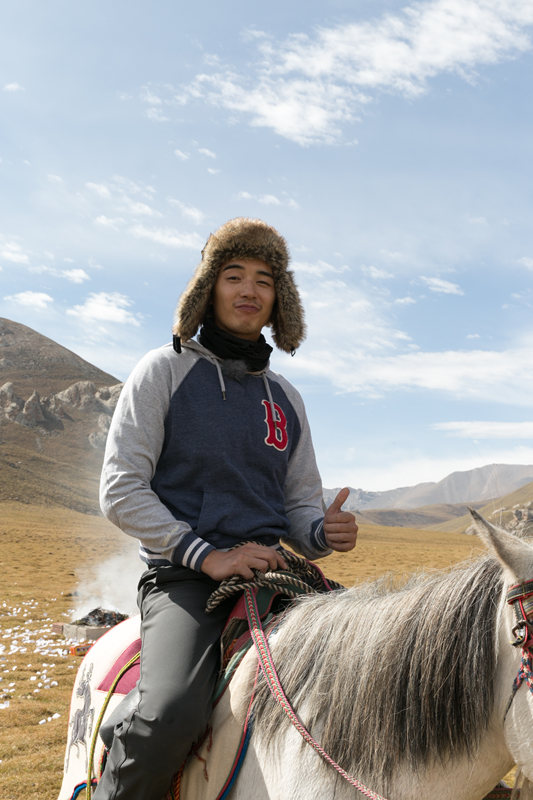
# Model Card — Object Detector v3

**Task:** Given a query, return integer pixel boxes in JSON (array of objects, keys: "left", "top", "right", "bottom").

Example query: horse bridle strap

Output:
[
  {"left": 507, "top": 579, "right": 533, "bottom": 649},
  {"left": 504, "top": 580, "right": 533, "bottom": 719},
  {"left": 244, "top": 586, "right": 390, "bottom": 800}
]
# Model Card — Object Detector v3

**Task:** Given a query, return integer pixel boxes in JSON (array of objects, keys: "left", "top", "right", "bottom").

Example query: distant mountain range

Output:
[
  {"left": 323, "top": 463, "right": 533, "bottom": 512},
  {"left": 1, "top": 316, "right": 532, "bottom": 525}
]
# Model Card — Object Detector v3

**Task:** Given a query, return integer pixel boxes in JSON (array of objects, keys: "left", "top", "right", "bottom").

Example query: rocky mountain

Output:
[
  {"left": 0, "top": 318, "right": 122, "bottom": 513},
  {"left": 0, "top": 317, "right": 117, "bottom": 396},
  {"left": 324, "top": 463, "right": 533, "bottom": 512}
]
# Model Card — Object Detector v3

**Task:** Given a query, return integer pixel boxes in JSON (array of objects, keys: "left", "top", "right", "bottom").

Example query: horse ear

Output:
[{"left": 468, "top": 508, "right": 533, "bottom": 582}]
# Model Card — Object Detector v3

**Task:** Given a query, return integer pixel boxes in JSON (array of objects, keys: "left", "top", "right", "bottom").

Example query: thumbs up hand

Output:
[{"left": 324, "top": 487, "right": 358, "bottom": 552}]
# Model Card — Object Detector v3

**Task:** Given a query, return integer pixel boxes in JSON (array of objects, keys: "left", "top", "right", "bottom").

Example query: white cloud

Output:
[
  {"left": 510, "top": 290, "right": 533, "bottom": 309},
  {"left": 394, "top": 296, "right": 416, "bottom": 305},
  {"left": 0, "top": 242, "right": 29, "bottom": 264},
  {"left": 130, "top": 224, "right": 204, "bottom": 249},
  {"left": 47, "top": 174, "right": 63, "bottom": 183},
  {"left": 294, "top": 277, "right": 410, "bottom": 352},
  {"left": 4, "top": 291, "right": 53, "bottom": 310},
  {"left": 174, "top": 149, "right": 190, "bottom": 161},
  {"left": 120, "top": 198, "right": 161, "bottom": 217},
  {"left": 274, "top": 272, "right": 533, "bottom": 407},
  {"left": 3, "top": 82, "right": 24, "bottom": 92},
  {"left": 168, "top": 199, "right": 205, "bottom": 225},
  {"left": 292, "top": 259, "right": 349, "bottom": 277},
  {"left": 198, "top": 147, "right": 216, "bottom": 159},
  {"left": 362, "top": 265, "right": 393, "bottom": 280},
  {"left": 86, "top": 182, "right": 112, "bottom": 198},
  {"left": 190, "top": 70, "right": 355, "bottom": 146},
  {"left": 287, "top": 343, "right": 533, "bottom": 407},
  {"left": 63, "top": 268, "right": 90, "bottom": 284},
  {"left": 257, "top": 193, "right": 280, "bottom": 205},
  {"left": 94, "top": 215, "right": 125, "bottom": 229},
  {"left": 207, "top": 168, "right": 220, "bottom": 175},
  {"left": 140, "top": 86, "right": 163, "bottom": 106},
  {"left": 67, "top": 292, "right": 141, "bottom": 326},
  {"left": 433, "top": 421, "right": 533, "bottom": 438},
  {"left": 180, "top": 0, "right": 533, "bottom": 144},
  {"left": 420, "top": 276, "right": 464, "bottom": 295},
  {"left": 238, "top": 190, "right": 298, "bottom": 208},
  {"left": 146, "top": 107, "right": 169, "bottom": 122},
  {"left": 85, "top": 176, "right": 162, "bottom": 224},
  {"left": 518, "top": 256, "right": 533, "bottom": 271},
  {"left": 111, "top": 175, "right": 156, "bottom": 198},
  {"left": 28, "top": 265, "right": 90, "bottom": 283}
]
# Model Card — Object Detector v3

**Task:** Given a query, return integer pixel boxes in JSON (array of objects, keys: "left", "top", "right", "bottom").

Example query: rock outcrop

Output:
[{"left": 0, "top": 378, "right": 122, "bottom": 447}]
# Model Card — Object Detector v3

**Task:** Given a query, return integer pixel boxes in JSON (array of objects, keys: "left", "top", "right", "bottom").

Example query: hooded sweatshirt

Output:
[{"left": 100, "top": 340, "right": 330, "bottom": 572}]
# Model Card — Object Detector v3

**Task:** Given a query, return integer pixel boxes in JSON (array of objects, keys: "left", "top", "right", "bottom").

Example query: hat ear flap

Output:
[{"left": 270, "top": 270, "right": 306, "bottom": 352}]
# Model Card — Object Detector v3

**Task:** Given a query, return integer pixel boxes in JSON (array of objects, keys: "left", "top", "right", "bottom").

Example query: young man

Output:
[{"left": 94, "top": 217, "right": 357, "bottom": 800}]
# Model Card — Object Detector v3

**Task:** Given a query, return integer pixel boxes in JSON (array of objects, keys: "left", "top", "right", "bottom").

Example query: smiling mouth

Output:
[{"left": 235, "top": 304, "right": 260, "bottom": 313}]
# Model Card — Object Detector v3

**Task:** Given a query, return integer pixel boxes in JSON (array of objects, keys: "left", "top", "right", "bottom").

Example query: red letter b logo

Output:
[{"left": 262, "top": 400, "right": 288, "bottom": 452}]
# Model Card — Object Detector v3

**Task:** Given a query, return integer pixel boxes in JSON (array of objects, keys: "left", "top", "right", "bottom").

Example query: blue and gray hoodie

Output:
[{"left": 100, "top": 340, "right": 330, "bottom": 572}]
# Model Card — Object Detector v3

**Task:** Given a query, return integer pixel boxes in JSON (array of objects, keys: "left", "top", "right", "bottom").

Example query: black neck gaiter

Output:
[{"left": 199, "top": 316, "right": 273, "bottom": 372}]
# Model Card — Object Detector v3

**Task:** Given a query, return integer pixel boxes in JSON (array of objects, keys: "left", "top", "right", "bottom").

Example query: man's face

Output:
[{"left": 212, "top": 257, "right": 276, "bottom": 341}]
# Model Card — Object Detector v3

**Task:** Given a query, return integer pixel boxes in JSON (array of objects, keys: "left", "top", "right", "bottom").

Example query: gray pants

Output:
[{"left": 93, "top": 565, "right": 231, "bottom": 800}]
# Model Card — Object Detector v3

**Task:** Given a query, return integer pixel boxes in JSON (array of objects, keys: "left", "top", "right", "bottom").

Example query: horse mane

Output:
[{"left": 252, "top": 556, "right": 504, "bottom": 784}]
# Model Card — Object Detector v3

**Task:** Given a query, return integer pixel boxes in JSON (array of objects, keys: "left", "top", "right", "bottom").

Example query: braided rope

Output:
[
  {"left": 206, "top": 548, "right": 344, "bottom": 613},
  {"left": 244, "top": 587, "right": 389, "bottom": 800}
]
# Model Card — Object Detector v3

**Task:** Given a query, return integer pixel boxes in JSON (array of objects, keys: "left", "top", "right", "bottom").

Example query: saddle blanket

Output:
[{"left": 172, "top": 647, "right": 257, "bottom": 800}]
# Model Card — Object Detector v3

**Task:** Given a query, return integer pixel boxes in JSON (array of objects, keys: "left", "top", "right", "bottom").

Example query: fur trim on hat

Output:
[{"left": 172, "top": 217, "right": 306, "bottom": 352}]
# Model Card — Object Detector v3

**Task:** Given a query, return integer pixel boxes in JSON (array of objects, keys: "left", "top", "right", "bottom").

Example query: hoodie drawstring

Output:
[
  {"left": 262, "top": 373, "right": 278, "bottom": 426},
  {"left": 213, "top": 359, "right": 227, "bottom": 401}
]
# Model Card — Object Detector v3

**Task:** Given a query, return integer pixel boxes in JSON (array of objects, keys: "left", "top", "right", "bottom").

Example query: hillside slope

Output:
[
  {"left": 0, "top": 318, "right": 116, "bottom": 395},
  {"left": 0, "top": 318, "right": 122, "bottom": 513},
  {"left": 429, "top": 479, "right": 533, "bottom": 534}
]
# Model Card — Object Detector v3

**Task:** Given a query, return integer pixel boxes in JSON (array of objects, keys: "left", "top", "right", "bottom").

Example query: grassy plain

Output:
[{"left": 0, "top": 501, "right": 508, "bottom": 799}]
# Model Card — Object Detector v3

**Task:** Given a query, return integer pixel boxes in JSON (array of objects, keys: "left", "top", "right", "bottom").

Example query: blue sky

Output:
[{"left": 2, "top": 0, "right": 533, "bottom": 493}]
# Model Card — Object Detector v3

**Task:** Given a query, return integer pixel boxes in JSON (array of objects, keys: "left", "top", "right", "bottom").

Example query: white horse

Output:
[{"left": 58, "top": 514, "right": 533, "bottom": 800}]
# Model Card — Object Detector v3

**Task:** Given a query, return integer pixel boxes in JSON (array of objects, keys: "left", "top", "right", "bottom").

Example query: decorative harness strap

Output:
[
  {"left": 505, "top": 578, "right": 533, "bottom": 717},
  {"left": 243, "top": 585, "right": 389, "bottom": 800}
]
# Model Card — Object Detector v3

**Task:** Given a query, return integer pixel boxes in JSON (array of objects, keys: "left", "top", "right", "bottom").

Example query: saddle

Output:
[{"left": 99, "top": 554, "right": 340, "bottom": 776}]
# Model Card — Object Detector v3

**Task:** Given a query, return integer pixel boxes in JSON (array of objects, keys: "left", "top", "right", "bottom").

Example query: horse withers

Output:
[{"left": 58, "top": 514, "right": 533, "bottom": 800}]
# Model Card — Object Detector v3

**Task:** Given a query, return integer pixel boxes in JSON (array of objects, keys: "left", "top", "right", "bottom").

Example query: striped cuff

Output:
[
  {"left": 311, "top": 519, "right": 329, "bottom": 551},
  {"left": 173, "top": 532, "right": 216, "bottom": 572}
]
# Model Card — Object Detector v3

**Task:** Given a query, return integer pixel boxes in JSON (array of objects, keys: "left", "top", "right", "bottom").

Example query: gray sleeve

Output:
[
  {"left": 99, "top": 347, "right": 214, "bottom": 567},
  {"left": 274, "top": 376, "right": 331, "bottom": 560}
]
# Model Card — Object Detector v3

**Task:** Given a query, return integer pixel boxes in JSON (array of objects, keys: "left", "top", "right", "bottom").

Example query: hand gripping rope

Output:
[{"left": 244, "top": 586, "right": 389, "bottom": 800}]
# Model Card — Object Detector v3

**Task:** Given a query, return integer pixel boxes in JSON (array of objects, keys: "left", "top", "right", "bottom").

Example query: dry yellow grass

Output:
[{"left": 0, "top": 502, "right": 511, "bottom": 799}]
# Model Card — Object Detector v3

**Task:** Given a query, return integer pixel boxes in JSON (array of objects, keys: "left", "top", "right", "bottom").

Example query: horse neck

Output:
[{"left": 236, "top": 714, "right": 514, "bottom": 800}]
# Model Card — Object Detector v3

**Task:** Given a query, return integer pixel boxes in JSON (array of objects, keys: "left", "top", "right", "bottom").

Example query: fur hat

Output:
[{"left": 172, "top": 217, "right": 306, "bottom": 352}]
